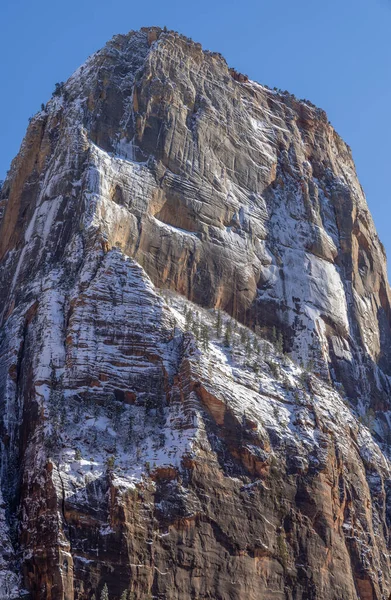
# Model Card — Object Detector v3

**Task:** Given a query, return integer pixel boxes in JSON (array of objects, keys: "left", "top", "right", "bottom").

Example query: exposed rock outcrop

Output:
[{"left": 0, "top": 26, "right": 391, "bottom": 600}]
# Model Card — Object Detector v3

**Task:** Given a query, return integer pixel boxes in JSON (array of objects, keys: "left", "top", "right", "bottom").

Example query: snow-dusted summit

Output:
[{"left": 0, "top": 26, "right": 391, "bottom": 600}]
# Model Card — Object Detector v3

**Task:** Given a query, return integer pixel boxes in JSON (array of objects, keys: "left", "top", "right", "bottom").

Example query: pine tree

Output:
[
  {"left": 120, "top": 591, "right": 129, "bottom": 600},
  {"left": 201, "top": 323, "right": 210, "bottom": 351},
  {"left": 60, "top": 405, "right": 66, "bottom": 427},
  {"left": 124, "top": 415, "right": 134, "bottom": 451},
  {"left": 306, "top": 358, "right": 314, "bottom": 372},
  {"left": 245, "top": 335, "right": 252, "bottom": 359},
  {"left": 360, "top": 407, "right": 376, "bottom": 432},
  {"left": 185, "top": 308, "right": 193, "bottom": 331},
  {"left": 224, "top": 321, "right": 232, "bottom": 347},
  {"left": 91, "top": 429, "right": 98, "bottom": 446},
  {"left": 191, "top": 315, "right": 200, "bottom": 340},
  {"left": 231, "top": 328, "right": 236, "bottom": 350},
  {"left": 53, "top": 82, "right": 64, "bottom": 97},
  {"left": 276, "top": 332, "right": 284, "bottom": 354},
  {"left": 106, "top": 455, "right": 115, "bottom": 471},
  {"left": 100, "top": 584, "right": 109, "bottom": 600},
  {"left": 215, "top": 310, "right": 222, "bottom": 338},
  {"left": 48, "top": 360, "right": 62, "bottom": 432}
]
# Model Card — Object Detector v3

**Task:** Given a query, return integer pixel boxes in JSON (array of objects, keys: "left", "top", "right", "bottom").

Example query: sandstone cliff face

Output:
[{"left": 0, "top": 26, "right": 391, "bottom": 600}]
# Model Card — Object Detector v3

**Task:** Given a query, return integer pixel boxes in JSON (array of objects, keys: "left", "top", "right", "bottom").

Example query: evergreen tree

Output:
[
  {"left": 245, "top": 335, "right": 252, "bottom": 359},
  {"left": 120, "top": 592, "right": 129, "bottom": 600},
  {"left": 48, "top": 360, "right": 63, "bottom": 433},
  {"left": 100, "top": 584, "right": 109, "bottom": 600},
  {"left": 360, "top": 407, "right": 376, "bottom": 432},
  {"left": 201, "top": 323, "right": 210, "bottom": 351},
  {"left": 106, "top": 455, "right": 115, "bottom": 471},
  {"left": 215, "top": 310, "right": 222, "bottom": 338},
  {"left": 231, "top": 328, "right": 236, "bottom": 350},
  {"left": 112, "top": 401, "right": 124, "bottom": 432},
  {"left": 191, "top": 314, "right": 200, "bottom": 340},
  {"left": 276, "top": 332, "right": 284, "bottom": 354},
  {"left": 224, "top": 321, "right": 232, "bottom": 347},
  {"left": 299, "top": 370, "right": 310, "bottom": 389},
  {"left": 306, "top": 358, "right": 314, "bottom": 372},
  {"left": 91, "top": 429, "right": 98, "bottom": 446},
  {"left": 53, "top": 82, "right": 65, "bottom": 97},
  {"left": 60, "top": 405, "right": 66, "bottom": 427},
  {"left": 124, "top": 415, "right": 134, "bottom": 451},
  {"left": 240, "top": 328, "right": 247, "bottom": 345},
  {"left": 265, "top": 341, "right": 271, "bottom": 359},
  {"left": 185, "top": 308, "right": 193, "bottom": 331}
]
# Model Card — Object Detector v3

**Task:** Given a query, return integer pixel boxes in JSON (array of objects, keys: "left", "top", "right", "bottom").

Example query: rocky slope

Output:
[{"left": 0, "top": 26, "right": 391, "bottom": 600}]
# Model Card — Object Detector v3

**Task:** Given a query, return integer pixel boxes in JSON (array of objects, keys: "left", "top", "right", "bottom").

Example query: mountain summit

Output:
[{"left": 0, "top": 26, "right": 391, "bottom": 599}]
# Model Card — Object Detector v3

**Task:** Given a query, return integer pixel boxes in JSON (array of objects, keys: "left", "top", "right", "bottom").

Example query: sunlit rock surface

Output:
[{"left": 0, "top": 26, "right": 391, "bottom": 600}]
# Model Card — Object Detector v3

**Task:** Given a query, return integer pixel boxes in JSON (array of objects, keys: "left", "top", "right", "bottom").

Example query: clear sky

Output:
[{"left": 1, "top": 0, "right": 390, "bottom": 268}]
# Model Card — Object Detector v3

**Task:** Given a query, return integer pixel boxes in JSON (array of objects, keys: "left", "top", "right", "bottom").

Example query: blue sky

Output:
[{"left": 1, "top": 0, "right": 390, "bottom": 268}]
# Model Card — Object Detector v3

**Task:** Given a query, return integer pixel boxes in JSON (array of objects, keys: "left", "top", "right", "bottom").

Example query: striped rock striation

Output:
[{"left": 0, "top": 26, "right": 391, "bottom": 600}]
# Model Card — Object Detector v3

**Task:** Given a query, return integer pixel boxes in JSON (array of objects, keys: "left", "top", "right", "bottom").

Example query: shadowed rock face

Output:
[{"left": 0, "top": 26, "right": 391, "bottom": 600}]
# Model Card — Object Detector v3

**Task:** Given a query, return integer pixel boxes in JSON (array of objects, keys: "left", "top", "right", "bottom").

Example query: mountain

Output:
[{"left": 1, "top": 25, "right": 391, "bottom": 600}]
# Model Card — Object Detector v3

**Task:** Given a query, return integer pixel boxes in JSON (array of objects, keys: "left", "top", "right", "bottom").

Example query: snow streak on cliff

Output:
[{"left": 0, "top": 26, "right": 391, "bottom": 600}]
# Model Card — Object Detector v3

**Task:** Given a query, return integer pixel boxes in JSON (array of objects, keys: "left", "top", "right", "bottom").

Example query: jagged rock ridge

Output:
[{"left": 0, "top": 25, "right": 391, "bottom": 600}]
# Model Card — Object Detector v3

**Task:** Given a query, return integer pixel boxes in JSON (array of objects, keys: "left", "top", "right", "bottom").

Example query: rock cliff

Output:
[{"left": 0, "top": 26, "right": 391, "bottom": 600}]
